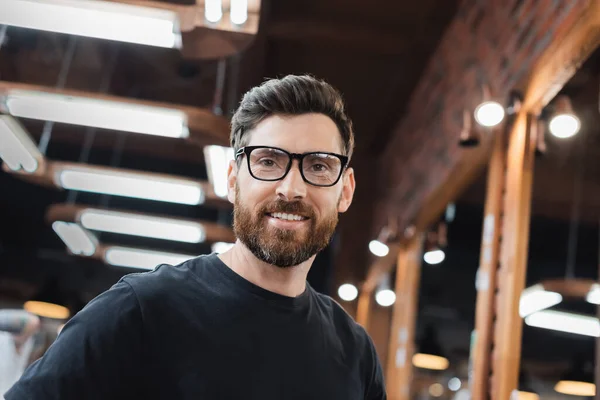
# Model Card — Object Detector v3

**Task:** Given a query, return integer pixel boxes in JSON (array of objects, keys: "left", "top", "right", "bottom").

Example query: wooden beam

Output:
[
  {"left": 386, "top": 236, "right": 424, "bottom": 400},
  {"left": 356, "top": 289, "right": 372, "bottom": 329},
  {"left": 468, "top": 130, "right": 505, "bottom": 399}
]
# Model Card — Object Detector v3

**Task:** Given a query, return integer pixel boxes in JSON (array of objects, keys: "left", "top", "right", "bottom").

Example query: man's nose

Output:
[{"left": 276, "top": 161, "right": 307, "bottom": 201}]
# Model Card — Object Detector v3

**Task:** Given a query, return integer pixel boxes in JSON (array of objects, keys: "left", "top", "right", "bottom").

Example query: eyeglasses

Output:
[{"left": 235, "top": 146, "right": 349, "bottom": 187}]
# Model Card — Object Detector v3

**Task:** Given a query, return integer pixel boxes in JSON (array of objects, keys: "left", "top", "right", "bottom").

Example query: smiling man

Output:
[{"left": 6, "top": 75, "right": 386, "bottom": 400}]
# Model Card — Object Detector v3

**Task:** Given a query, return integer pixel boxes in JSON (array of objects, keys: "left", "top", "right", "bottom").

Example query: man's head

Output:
[{"left": 227, "top": 75, "right": 356, "bottom": 268}]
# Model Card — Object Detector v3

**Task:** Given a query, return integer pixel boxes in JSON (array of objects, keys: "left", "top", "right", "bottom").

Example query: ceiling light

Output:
[
  {"left": 548, "top": 95, "right": 580, "bottom": 139},
  {"left": 211, "top": 241, "right": 234, "bottom": 254},
  {"left": 448, "top": 377, "right": 461, "bottom": 392},
  {"left": 369, "top": 240, "right": 389, "bottom": 257},
  {"left": 474, "top": 101, "right": 505, "bottom": 127},
  {"left": 555, "top": 381, "right": 595, "bottom": 397},
  {"left": 230, "top": 0, "right": 248, "bottom": 25},
  {"left": 3, "top": 89, "right": 189, "bottom": 138},
  {"left": 375, "top": 289, "right": 396, "bottom": 307},
  {"left": 549, "top": 114, "right": 580, "bottom": 139},
  {"left": 337, "top": 284, "right": 358, "bottom": 302},
  {"left": 0, "top": 0, "right": 181, "bottom": 48},
  {"left": 525, "top": 310, "right": 600, "bottom": 337},
  {"left": 516, "top": 391, "right": 539, "bottom": 400},
  {"left": 519, "top": 283, "right": 562, "bottom": 317},
  {"left": 424, "top": 248, "right": 445, "bottom": 265},
  {"left": 428, "top": 383, "right": 444, "bottom": 397},
  {"left": 80, "top": 209, "right": 206, "bottom": 243},
  {"left": 204, "top": 145, "right": 233, "bottom": 198},
  {"left": 205, "top": 0, "right": 223, "bottom": 23},
  {"left": 104, "top": 246, "right": 195, "bottom": 270},
  {"left": 24, "top": 300, "right": 70, "bottom": 320},
  {"left": 52, "top": 221, "right": 96, "bottom": 256},
  {"left": 0, "top": 114, "right": 42, "bottom": 173},
  {"left": 586, "top": 283, "right": 600, "bottom": 304},
  {"left": 55, "top": 165, "right": 205, "bottom": 205},
  {"left": 412, "top": 353, "right": 449, "bottom": 370}
]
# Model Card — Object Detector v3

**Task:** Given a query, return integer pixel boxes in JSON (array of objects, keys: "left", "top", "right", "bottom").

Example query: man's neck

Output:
[{"left": 217, "top": 241, "right": 313, "bottom": 298}]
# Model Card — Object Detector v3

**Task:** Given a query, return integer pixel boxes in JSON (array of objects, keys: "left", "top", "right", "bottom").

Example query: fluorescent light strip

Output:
[
  {"left": 56, "top": 167, "right": 204, "bottom": 205},
  {"left": 525, "top": 310, "right": 600, "bottom": 337},
  {"left": 52, "top": 221, "right": 96, "bottom": 256},
  {"left": 0, "top": 115, "right": 42, "bottom": 172},
  {"left": 1, "top": 0, "right": 181, "bottom": 48},
  {"left": 80, "top": 209, "right": 206, "bottom": 243},
  {"left": 230, "top": 0, "right": 248, "bottom": 25},
  {"left": 586, "top": 283, "right": 600, "bottom": 305},
  {"left": 5, "top": 90, "right": 189, "bottom": 138},
  {"left": 104, "top": 246, "right": 194, "bottom": 270},
  {"left": 204, "top": 145, "right": 233, "bottom": 198},
  {"left": 205, "top": 0, "right": 223, "bottom": 23},
  {"left": 519, "top": 284, "right": 562, "bottom": 317}
]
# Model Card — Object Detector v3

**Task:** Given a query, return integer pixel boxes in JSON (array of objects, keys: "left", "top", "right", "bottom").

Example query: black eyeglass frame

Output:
[{"left": 235, "top": 145, "right": 349, "bottom": 187}]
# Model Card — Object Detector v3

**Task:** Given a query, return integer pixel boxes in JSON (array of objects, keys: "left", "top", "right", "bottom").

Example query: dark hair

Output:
[{"left": 230, "top": 74, "right": 355, "bottom": 162}]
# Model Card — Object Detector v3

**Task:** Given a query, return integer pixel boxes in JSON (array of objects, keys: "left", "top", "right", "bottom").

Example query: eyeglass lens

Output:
[{"left": 248, "top": 147, "right": 342, "bottom": 186}]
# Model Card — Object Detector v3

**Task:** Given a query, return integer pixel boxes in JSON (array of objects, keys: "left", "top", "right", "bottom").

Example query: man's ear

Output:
[
  {"left": 337, "top": 167, "right": 356, "bottom": 213},
  {"left": 227, "top": 160, "right": 237, "bottom": 204}
]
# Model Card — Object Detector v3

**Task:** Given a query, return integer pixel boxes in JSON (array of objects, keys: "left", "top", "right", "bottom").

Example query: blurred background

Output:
[{"left": 0, "top": 1, "right": 599, "bottom": 399}]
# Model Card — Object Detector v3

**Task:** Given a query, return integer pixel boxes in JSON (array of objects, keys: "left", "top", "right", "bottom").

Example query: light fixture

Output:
[
  {"left": 586, "top": 283, "right": 600, "bottom": 304},
  {"left": 79, "top": 209, "right": 206, "bottom": 243},
  {"left": 375, "top": 289, "right": 396, "bottom": 307},
  {"left": 104, "top": 246, "right": 195, "bottom": 270},
  {"left": 211, "top": 241, "right": 234, "bottom": 254},
  {"left": 413, "top": 325, "right": 449, "bottom": 370},
  {"left": 548, "top": 95, "right": 580, "bottom": 139},
  {"left": 0, "top": 114, "right": 43, "bottom": 173},
  {"left": 55, "top": 165, "right": 205, "bottom": 205},
  {"left": 524, "top": 310, "right": 600, "bottom": 337},
  {"left": 424, "top": 248, "right": 445, "bottom": 265},
  {"left": 448, "top": 377, "right": 461, "bottom": 392},
  {"left": 230, "top": 0, "right": 248, "bottom": 25},
  {"left": 474, "top": 86, "right": 505, "bottom": 127},
  {"left": 516, "top": 391, "right": 539, "bottom": 400},
  {"left": 52, "top": 221, "right": 97, "bottom": 256},
  {"left": 412, "top": 353, "right": 449, "bottom": 371},
  {"left": 24, "top": 300, "right": 70, "bottom": 320},
  {"left": 24, "top": 279, "right": 71, "bottom": 320},
  {"left": 338, "top": 284, "right": 358, "bottom": 302},
  {"left": 0, "top": 0, "right": 182, "bottom": 48},
  {"left": 3, "top": 89, "right": 189, "bottom": 138},
  {"left": 519, "top": 283, "right": 562, "bottom": 317},
  {"left": 204, "top": 145, "right": 233, "bottom": 198},
  {"left": 459, "top": 108, "right": 480, "bottom": 147},
  {"left": 205, "top": 0, "right": 223, "bottom": 23},
  {"left": 369, "top": 240, "right": 389, "bottom": 257},
  {"left": 554, "top": 356, "right": 595, "bottom": 397},
  {"left": 428, "top": 383, "right": 444, "bottom": 397}
]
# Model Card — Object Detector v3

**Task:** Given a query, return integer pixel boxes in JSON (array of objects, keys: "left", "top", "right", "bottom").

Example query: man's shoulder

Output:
[
  {"left": 120, "top": 254, "right": 216, "bottom": 301},
  {"left": 311, "top": 290, "right": 370, "bottom": 342}
]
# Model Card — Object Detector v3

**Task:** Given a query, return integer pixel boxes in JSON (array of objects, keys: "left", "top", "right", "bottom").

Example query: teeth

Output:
[{"left": 271, "top": 212, "right": 303, "bottom": 221}]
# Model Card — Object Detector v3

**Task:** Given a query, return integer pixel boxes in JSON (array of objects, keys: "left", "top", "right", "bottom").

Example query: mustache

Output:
[{"left": 262, "top": 200, "right": 315, "bottom": 217}]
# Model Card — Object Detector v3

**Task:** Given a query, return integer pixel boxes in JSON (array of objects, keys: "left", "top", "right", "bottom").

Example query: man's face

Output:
[{"left": 227, "top": 113, "right": 355, "bottom": 268}]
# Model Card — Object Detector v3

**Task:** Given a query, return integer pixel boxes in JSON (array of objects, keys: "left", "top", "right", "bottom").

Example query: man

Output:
[
  {"left": 6, "top": 75, "right": 386, "bottom": 399},
  {"left": 0, "top": 309, "right": 41, "bottom": 399}
]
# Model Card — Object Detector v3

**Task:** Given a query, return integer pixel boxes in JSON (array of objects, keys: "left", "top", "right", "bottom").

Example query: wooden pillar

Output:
[
  {"left": 356, "top": 288, "right": 372, "bottom": 328},
  {"left": 386, "top": 236, "right": 424, "bottom": 400},
  {"left": 469, "top": 129, "right": 506, "bottom": 398},
  {"left": 492, "top": 112, "right": 536, "bottom": 400}
]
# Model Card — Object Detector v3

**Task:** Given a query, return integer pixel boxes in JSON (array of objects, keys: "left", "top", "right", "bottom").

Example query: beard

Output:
[{"left": 233, "top": 185, "right": 339, "bottom": 268}]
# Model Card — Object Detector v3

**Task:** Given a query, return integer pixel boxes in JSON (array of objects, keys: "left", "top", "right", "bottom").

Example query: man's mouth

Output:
[{"left": 266, "top": 212, "right": 309, "bottom": 221}]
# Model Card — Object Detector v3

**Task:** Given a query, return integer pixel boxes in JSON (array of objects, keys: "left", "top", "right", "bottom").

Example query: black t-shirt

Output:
[{"left": 6, "top": 254, "right": 386, "bottom": 399}]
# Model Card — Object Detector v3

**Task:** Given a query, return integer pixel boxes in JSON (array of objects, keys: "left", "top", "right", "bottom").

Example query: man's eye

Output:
[{"left": 259, "top": 159, "right": 275, "bottom": 167}]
